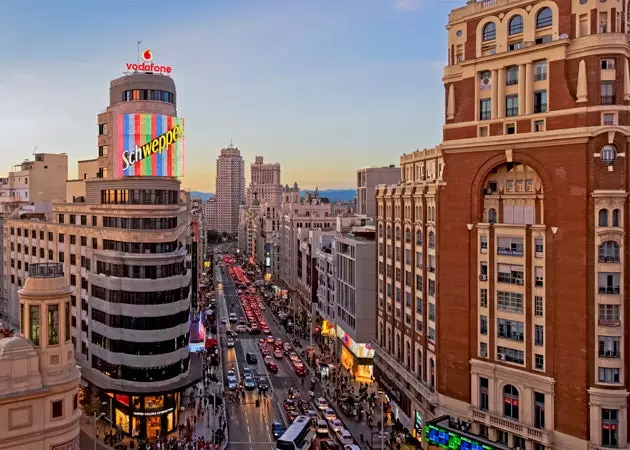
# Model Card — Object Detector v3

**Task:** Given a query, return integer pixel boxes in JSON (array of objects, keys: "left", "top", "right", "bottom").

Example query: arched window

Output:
[
  {"left": 536, "top": 7, "right": 553, "bottom": 28},
  {"left": 429, "top": 358, "right": 435, "bottom": 390},
  {"left": 599, "top": 241, "right": 620, "bottom": 263},
  {"left": 416, "top": 231, "right": 423, "bottom": 246},
  {"left": 387, "top": 225, "right": 392, "bottom": 239},
  {"left": 599, "top": 209, "right": 609, "bottom": 227},
  {"left": 395, "top": 334, "right": 401, "bottom": 358},
  {"left": 395, "top": 227, "right": 402, "bottom": 241},
  {"left": 483, "top": 22, "right": 497, "bottom": 41},
  {"left": 503, "top": 385, "right": 520, "bottom": 420},
  {"left": 613, "top": 209, "right": 621, "bottom": 227},
  {"left": 405, "top": 229, "right": 412, "bottom": 243},
  {"left": 405, "top": 341, "right": 411, "bottom": 369},
  {"left": 428, "top": 231, "right": 436, "bottom": 248},
  {"left": 508, "top": 15, "right": 523, "bottom": 35},
  {"left": 417, "top": 349, "right": 423, "bottom": 378},
  {"left": 488, "top": 208, "right": 497, "bottom": 224}
]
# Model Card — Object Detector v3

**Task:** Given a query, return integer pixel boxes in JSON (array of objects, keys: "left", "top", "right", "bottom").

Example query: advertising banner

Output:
[{"left": 117, "top": 113, "right": 185, "bottom": 177}]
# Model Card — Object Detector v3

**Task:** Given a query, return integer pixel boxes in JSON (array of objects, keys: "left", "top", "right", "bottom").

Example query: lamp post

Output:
[
  {"left": 378, "top": 390, "right": 384, "bottom": 450},
  {"left": 94, "top": 407, "right": 107, "bottom": 450}
]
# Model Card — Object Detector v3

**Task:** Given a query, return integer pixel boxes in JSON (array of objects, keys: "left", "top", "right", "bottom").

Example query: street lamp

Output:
[
  {"left": 378, "top": 390, "right": 385, "bottom": 450},
  {"left": 94, "top": 404, "right": 107, "bottom": 450}
]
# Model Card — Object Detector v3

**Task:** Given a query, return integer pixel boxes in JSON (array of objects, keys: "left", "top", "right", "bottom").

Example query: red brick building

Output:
[{"left": 375, "top": 0, "right": 629, "bottom": 449}]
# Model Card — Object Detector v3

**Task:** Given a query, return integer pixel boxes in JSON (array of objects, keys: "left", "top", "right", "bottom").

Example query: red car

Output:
[
  {"left": 265, "top": 357, "right": 278, "bottom": 373},
  {"left": 294, "top": 365, "right": 306, "bottom": 376}
]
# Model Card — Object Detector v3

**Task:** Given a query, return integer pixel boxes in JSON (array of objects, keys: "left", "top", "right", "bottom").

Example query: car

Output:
[
  {"left": 283, "top": 342, "right": 292, "bottom": 352},
  {"left": 274, "top": 349, "right": 284, "bottom": 359},
  {"left": 323, "top": 408, "right": 336, "bottom": 421},
  {"left": 220, "top": 318, "right": 228, "bottom": 324},
  {"left": 258, "top": 377, "right": 270, "bottom": 391},
  {"left": 344, "top": 446, "right": 361, "bottom": 450},
  {"left": 292, "top": 360, "right": 303, "bottom": 369},
  {"left": 336, "top": 429, "right": 353, "bottom": 445},
  {"left": 239, "top": 317, "right": 247, "bottom": 324},
  {"left": 226, "top": 330, "right": 238, "bottom": 338},
  {"left": 249, "top": 325, "right": 261, "bottom": 334},
  {"left": 289, "top": 352, "right": 300, "bottom": 362},
  {"left": 265, "top": 357, "right": 278, "bottom": 372},
  {"left": 329, "top": 419, "right": 343, "bottom": 433},
  {"left": 259, "top": 304, "right": 266, "bottom": 310},
  {"left": 283, "top": 399, "right": 297, "bottom": 412},
  {"left": 227, "top": 378, "right": 238, "bottom": 390},
  {"left": 243, "top": 367, "right": 253, "bottom": 377},
  {"left": 320, "top": 440, "right": 340, "bottom": 450},
  {"left": 275, "top": 338, "right": 283, "bottom": 348},
  {"left": 288, "top": 410, "right": 300, "bottom": 422},
  {"left": 266, "top": 335, "right": 275, "bottom": 344},
  {"left": 295, "top": 365, "right": 306, "bottom": 376},
  {"left": 271, "top": 422, "right": 285, "bottom": 439},
  {"left": 227, "top": 370, "right": 235, "bottom": 378},
  {"left": 229, "top": 313, "right": 238, "bottom": 323},
  {"left": 306, "top": 408, "right": 318, "bottom": 419},
  {"left": 246, "top": 352, "right": 258, "bottom": 364},
  {"left": 316, "top": 420, "right": 329, "bottom": 435},
  {"left": 261, "top": 326, "right": 270, "bottom": 334},
  {"left": 226, "top": 338, "right": 235, "bottom": 348},
  {"left": 236, "top": 324, "right": 249, "bottom": 333},
  {"left": 316, "top": 398, "right": 329, "bottom": 411},
  {"left": 244, "top": 376, "right": 256, "bottom": 390}
]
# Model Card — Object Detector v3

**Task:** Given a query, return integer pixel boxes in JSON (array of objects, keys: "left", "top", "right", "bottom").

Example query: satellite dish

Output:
[{"left": 559, "top": 33, "right": 569, "bottom": 39}]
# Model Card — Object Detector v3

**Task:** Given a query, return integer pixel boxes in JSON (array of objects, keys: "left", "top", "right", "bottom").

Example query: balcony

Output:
[
  {"left": 372, "top": 341, "right": 438, "bottom": 405},
  {"left": 598, "top": 319, "right": 621, "bottom": 327},
  {"left": 471, "top": 408, "right": 552, "bottom": 446},
  {"left": 599, "top": 287, "right": 621, "bottom": 295}
]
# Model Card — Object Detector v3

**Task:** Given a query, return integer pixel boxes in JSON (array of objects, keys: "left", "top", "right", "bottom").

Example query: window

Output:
[
  {"left": 52, "top": 400, "right": 63, "bottom": 419},
  {"left": 497, "top": 319, "right": 524, "bottom": 342},
  {"left": 599, "top": 209, "right": 609, "bottom": 227},
  {"left": 98, "top": 123, "right": 108, "bottom": 135},
  {"left": 599, "top": 336, "right": 620, "bottom": 358},
  {"left": 480, "top": 235, "right": 488, "bottom": 253},
  {"left": 534, "top": 90, "right": 547, "bottom": 113},
  {"left": 98, "top": 145, "right": 108, "bottom": 157},
  {"left": 480, "top": 315, "right": 488, "bottom": 335},
  {"left": 508, "top": 15, "right": 523, "bottom": 35},
  {"left": 536, "top": 7, "right": 553, "bottom": 28},
  {"left": 506, "top": 95, "right": 519, "bottom": 116},
  {"left": 58, "top": 214, "right": 64, "bottom": 224},
  {"left": 599, "top": 367, "right": 621, "bottom": 383},
  {"left": 65, "top": 302, "right": 70, "bottom": 342},
  {"left": 612, "top": 209, "right": 621, "bottom": 227},
  {"left": 533, "top": 119, "right": 545, "bottom": 132},
  {"left": 505, "top": 123, "right": 516, "bottom": 135},
  {"left": 488, "top": 208, "right": 497, "bottom": 224},
  {"left": 29, "top": 305, "right": 40, "bottom": 346},
  {"left": 505, "top": 66, "right": 519, "bottom": 85},
  {"left": 508, "top": 41, "right": 523, "bottom": 51},
  {"left": 601, "top": 81, "right": 615, "bottom": 104},
  {"left": 535, "top": 354, "right": 544, "bottom": 370},
  {"left": 480, "top": 99, "right": 491, "bottom": 120},
  {"left": 69, "top": 215, "right": 76, "bottom": 225},
  {"left": 598, "top": 272, "right": 620, "bottom": 294},
  {"left": 480, "top": 289, "right": 488, "bottom": 308},
  {"left": 599, "top": 304, "right": 620, "bottom": 325},
  {"left": 535, "top": 238, "right": 544, "bottom": 255},
  {"left": 601, "top": 58, "right": 616, "bottom": 70},
  {"left": 535, "top": 325, "right": 544, "bottom": 346},
  {"left": 503, "top": 385, "right": 519, "bottom": 420},
  {"left": 480, "top": 342, "right": 488, "bottom": 357},
  {"left": 603, "top": 113, "right": 616, "bottom": 125},
  {"left": 599, "top": 241, "right": 620, "bottom": 263},
  {"left": 416, "top": 231, "right": 422, "bottom": 245},
  {"left": 497, "top": 236, "right": 524, "bottom": 256},
  {"left": 48, "top": 304, "right": 59, "bottom": 345},
  {"left": 534, "top": 392, "right": 545, "bottom": 429},
  {"left": 535, "top": 266, "right": 544, "bottom": 287},
  {"left": 602, "top": 409, "right": 619, "bottom": 447},
  {"left": 497, "top": 264, "right": 524, "bottom": 286},
  {"left": 428, "top": 231, "right": 435, "bottom": 248},
  {"left": 482, "top": 22, "right": 496, "bottom": 41},
  {"left": 535, "top": 296, "right": 544, "bottom": 316},
  {"left": 479, "top": 377, "right": 489, "bottom": 410},
  {"left": 428, "top": 303, "right": 435, "bottom": 321}
]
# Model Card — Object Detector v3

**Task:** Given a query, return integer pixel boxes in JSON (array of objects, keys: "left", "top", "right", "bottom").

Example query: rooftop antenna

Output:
[
  {"left": 136, "top": 41, "right": 142, "bottom": 66},
  {"left": 33, "top": 145, "right": 38, "bottom": 156},
  {"left": 229, "top": 138, "right": 233, "bottom": 147}
]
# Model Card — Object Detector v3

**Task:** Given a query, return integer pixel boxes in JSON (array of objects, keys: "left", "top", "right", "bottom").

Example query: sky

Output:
[{"left": 0, "top": 0, "right": 456, "bottom": 191}]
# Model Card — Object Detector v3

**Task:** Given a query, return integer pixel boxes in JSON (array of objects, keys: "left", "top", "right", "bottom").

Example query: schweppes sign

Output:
[{"left": 121, "top": 125, "right": 184, "bottom": 171}]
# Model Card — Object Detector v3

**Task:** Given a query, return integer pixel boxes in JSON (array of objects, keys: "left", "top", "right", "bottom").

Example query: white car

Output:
[
  {"left": 316, "top": 420, "right": 328, "bottom": 435},
  {"left": 344, "top": 446, "right": 361, "bottom": 450},
  {"left": 336, "top": 429, "right": 353, "bottom": 445},
  {"left": 229, "top": 313, "right": 238, "bottom": 323},
  {"left": 243, "top": 367, "right": 253, "bottom": 377},
  {"left": 329, "top": 419, "right": 343, "bottom": 433},
  {"left": 226, "top": 338, "right": 235, "bottom": 348},
  {"left": 316, "top": 398, "right": 328, "bottom": 410},
  {"left": 220, "top": 318, "right": 228, "bottom": 324},
  {"left": 323, "top": 408, "right": 336, "bottom": 421},
  {"left": 236, "top": 324, "right": 249, "bottom": 333}
]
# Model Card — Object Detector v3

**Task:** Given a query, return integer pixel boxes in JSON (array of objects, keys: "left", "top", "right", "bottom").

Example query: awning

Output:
[{"left": 205, "top": 338, "right": 218, "bottom": 349}]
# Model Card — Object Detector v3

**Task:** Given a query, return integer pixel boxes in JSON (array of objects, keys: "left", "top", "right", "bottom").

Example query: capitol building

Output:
[{"left": 0, "top": 263, "right": 80, "bottom": 450}]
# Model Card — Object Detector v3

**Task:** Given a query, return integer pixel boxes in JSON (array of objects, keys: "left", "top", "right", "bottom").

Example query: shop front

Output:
[
  {"left": 374, "top": 365, "right": 412, "bottom": 430},
  {"left": 319, "top": 320, "right": 335, "bottom": 345},
  {"left": 336, "top": 325, "right": 374, "bottom": 383},
  {"left": 425, "top": 416, "right": 509, "bottom": 450},
  {"left": 108, "top": 392, "right": 181, "bottom": 439}
]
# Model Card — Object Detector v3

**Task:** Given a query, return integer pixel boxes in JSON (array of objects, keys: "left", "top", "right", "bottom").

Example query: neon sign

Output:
[
  {"left": 425, "top": 424, "right": 498, "bottom": 450},
  {"left": 121, "top": 124, "right": 184, "bottom": 172},
  {"left": 125, "top": 48, "right": 172, "bottom": 74}
]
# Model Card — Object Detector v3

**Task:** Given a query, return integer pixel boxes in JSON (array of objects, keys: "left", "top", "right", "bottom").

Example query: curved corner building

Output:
[{"left": 4, "top": 68, "right": 196, "bottom": 440}]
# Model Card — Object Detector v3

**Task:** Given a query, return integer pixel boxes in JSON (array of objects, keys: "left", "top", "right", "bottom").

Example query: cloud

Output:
[{"left": 396, "top": 0, "right": 423, "bottom": 11}]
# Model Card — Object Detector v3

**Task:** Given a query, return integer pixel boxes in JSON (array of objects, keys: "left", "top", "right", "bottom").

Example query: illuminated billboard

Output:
[{"left": 117, "top": 113, "right": 184, "bottom": 177}]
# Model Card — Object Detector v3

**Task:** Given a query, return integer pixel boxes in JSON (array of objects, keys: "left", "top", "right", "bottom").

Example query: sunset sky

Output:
[{"left": 0, "top": 0, "right": 453, "bottom": 191}]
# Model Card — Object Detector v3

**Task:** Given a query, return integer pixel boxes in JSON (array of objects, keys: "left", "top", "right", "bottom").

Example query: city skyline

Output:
[{"left": 0, "top": 0, "right": 449, "bottom": 191}]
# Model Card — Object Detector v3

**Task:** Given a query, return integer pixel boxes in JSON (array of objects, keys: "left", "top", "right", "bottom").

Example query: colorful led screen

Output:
[{"left": 117, "top": 113, "right": 184, "bottom": 177}]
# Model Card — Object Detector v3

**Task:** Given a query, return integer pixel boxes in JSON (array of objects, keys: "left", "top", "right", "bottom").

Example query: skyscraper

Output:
[
  {"left": 248, "top": 156, "right": 281, "bottom": 207},
  {"left": 215, "top": 146, "right": 245, "bottom": 234}
]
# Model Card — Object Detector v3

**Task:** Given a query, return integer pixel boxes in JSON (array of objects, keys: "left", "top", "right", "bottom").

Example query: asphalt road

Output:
[
  {"left": 218, "top": 264, "right": 338, "bottom": 450},
  {"left": 218, "top": 265, "right": 280, "bottom": 450}
]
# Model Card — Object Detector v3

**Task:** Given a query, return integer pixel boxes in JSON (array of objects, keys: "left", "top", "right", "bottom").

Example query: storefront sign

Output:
[
  {"left": 52, "top": 436, "right": 80, "bottom": 450},
  {"left": 414, "top": 411, "right": 423, "bottom": 440},
  {"left": 336, "top": 325, "right": 374, "bottom": 358},
  {"left": 134, "top": 408, "right": 174, "bottom": 416}
]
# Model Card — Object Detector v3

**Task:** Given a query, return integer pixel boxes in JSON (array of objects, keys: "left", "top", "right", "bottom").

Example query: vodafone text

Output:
[
  {"left": 126, "top": 62, "right": 172, "bottom": 74},
  {"left": 122, "top": 125, "right": 184, "bottom": 171}
]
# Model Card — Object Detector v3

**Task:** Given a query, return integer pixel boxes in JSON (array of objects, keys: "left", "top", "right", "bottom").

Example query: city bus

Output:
[{"left": 276, "top": 415, "right": 315, "bottom": 450}]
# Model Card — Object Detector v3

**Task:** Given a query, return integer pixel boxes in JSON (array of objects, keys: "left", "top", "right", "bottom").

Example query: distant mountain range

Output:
[{"left": 190, "top": 189, "right": 356, "bottom": 202}]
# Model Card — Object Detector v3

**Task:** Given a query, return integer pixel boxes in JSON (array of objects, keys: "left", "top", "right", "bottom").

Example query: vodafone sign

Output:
[{"left": 126, "top": 49, "right": 172, "bottom": 74}]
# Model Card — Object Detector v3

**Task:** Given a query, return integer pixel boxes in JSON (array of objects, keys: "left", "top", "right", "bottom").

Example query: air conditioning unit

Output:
[
  {"left": 497, "top": 353, "right": 505, "bottom": 360},
  {"left": 479, "top": 274, "right": 488, "bottom": 281}
]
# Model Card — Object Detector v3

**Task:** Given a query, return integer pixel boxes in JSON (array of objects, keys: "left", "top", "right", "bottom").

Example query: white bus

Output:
[{"left": 276, "top": 415, "right": 315, "bottom": 450}]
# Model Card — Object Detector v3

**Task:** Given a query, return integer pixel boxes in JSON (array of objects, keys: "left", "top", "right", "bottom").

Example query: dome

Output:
[{"left": 0, "top": 336, "right": 35, "bottom": 359}]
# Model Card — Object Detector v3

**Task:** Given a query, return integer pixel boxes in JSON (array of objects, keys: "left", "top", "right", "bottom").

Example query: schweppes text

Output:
[{"left": 122, "top": 125, "right": 184, "bottom": 171}]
